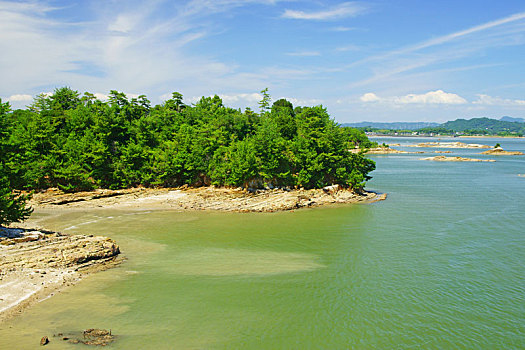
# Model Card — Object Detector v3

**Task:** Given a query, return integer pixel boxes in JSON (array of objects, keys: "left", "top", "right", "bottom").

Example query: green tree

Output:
[
  {"left": 258, "top": 88, "right": 271, "bottom": 114},
  {"left": 270, "top": 99, "right": 296, "bottom": 139},
  {"left": 0, "top": 173, "right": 33, "bottom": 226},
  {"left": 1, "top": 88, "right": 376, "bottom": 193}
]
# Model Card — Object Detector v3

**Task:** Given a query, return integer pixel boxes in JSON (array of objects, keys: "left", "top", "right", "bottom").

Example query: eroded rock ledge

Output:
[
  {"left": 28, "top": 186, "right": 386, "bottom": 212},
  {"left": 0, "top": 228, "right": 121, "bottom": 322}
]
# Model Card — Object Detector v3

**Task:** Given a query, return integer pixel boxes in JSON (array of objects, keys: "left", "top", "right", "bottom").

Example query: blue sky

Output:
[{"left": 1, "top": 0, "right": 524, "bottom": 122}]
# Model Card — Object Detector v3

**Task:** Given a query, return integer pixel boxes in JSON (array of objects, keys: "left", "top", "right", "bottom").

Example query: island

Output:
[
  {"left": 480, "top": 148, "right": 524, "bottom": 155},
  {"left": 0, "top": 88, "right": 383, "bottom": 322}
]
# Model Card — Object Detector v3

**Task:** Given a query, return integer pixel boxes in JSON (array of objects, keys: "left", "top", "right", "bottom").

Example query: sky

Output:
[{"left": 1, "top": 0, "right": 525, "bottom": 123}]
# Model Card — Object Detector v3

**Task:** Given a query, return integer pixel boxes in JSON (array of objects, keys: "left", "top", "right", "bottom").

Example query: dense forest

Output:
[{"left": 0, "top": 88, "right": 376, "bottom": 210}]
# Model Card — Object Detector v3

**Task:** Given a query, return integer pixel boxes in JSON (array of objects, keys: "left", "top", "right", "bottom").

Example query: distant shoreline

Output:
[{"left": 370, "top": 135, "right": 524, "bottom": 139}]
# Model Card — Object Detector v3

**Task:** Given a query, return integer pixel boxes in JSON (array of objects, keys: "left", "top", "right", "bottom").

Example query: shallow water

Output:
[{"left": 1, "top": 137, "right": 524, "bottom": 349}]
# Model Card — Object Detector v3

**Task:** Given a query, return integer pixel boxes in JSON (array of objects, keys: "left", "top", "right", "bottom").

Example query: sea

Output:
[{"left": 0, "top": 137, "right": 523, "bottom": 349}]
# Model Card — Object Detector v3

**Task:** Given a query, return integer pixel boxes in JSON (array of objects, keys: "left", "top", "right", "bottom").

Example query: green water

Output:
[{"left": 1, "top": 137, "right": 524, "bottom": 349}]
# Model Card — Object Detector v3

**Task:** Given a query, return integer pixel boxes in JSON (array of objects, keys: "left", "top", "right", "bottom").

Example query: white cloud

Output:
[
  {"left": 187, "top": 92, "right": 263, "bottom": 106},
  {"left": 108, "top": 14, "right": 140, "bottom": 33},
  {"left": 360, "top": 90, "right": 467, "bottom": 105},
  {"left": 220, "top": 93, "right": 263, "bottom": 104},
  {"left": 473, "top": 94, "right": 525, "bottom": 106},
  {"left": 395, "top": 90, "right": 467, "bottom": 104},
  {"left": 282, "top": 2, "right": 366, "bottom": 21},
  {"left": 283, "top": 97, "right": 323, "bottom": 106},
  {"left": 0, "top": 0, "right": 280, "bottom": 107},
  {"left": 359, "top": 92, "right": 380, "bottom": 102},
  {"left": 93, "top": 93, "right": 109, "bottom": 101},
  {"left": 7, "top": 94, "right": 32, "bottom": 102}
]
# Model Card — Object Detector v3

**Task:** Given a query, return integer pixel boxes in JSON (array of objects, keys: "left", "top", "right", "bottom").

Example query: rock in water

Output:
[
  {"left": 78, "top": 328, "right": 115, "bottom": 346},
  {"left": 40, "top": 336, "right": 49, "bottom": 346}
]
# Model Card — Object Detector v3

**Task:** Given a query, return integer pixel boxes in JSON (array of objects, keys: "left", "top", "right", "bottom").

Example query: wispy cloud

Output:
[
  {"left": 405, "top": 11, "right": 525, "bottom": 54},
  {"left": 341, "top": 11, "right": 525, "bottom": 89},
  {"left": 473, "top": 94, "right": 525, "bottom": 106},
  {"left": 330, "top": 26, "right": 358, "bottom": 32},
  {"left": 282, "top": 2, "right": 367, "bottom": 21},
  {"left": 0, "top": 0, "right": 280, "bottom": 105},
  {"left": 286, "top": 51, "right": 321, "bottom": 57},
  {"left": 335, "top": 45, "right": 360, "bottom": 52}
]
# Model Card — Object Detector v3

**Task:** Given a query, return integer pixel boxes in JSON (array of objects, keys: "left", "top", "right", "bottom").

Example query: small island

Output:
[
  {"left": 421, "top": 156, "right": 496, "bottom": 162},
  {"left": 481, "top": 148, "right": 524, "bottom": 155},
  {"left": 0, "top": 88, "right": 377, "bottom": 202}
]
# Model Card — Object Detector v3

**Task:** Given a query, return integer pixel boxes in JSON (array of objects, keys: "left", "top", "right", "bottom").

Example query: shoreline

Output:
[
  {"left": 28, "top": 186, "right": 387, "bottom": 212},
  {"left": 0, "top": 228, "right": 122, "bottom": 324},
  {"left": 370, "top": 135, "right": 524, "bottom": 139},
  {"left": 1, "top": 186, "right": 384, "bottom": 323}
]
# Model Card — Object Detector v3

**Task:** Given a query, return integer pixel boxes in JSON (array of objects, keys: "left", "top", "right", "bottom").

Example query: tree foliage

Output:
[
  {"left": 1, "top": 88, "right": 376, "bottom": 194},
  {"left": 0, "top": 99, "right": 33, "bottom": 226}
]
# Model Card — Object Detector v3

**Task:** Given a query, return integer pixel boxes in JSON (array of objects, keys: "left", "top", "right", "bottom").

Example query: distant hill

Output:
[
  {"left": 441, "top": 117, "right": 525, "bottom": 134},
  {"left": 500, "top": 116, "right": 525, "bottom": 123},
  {"left": 342, "top": 121, "right": 439, "bottom": 130}
]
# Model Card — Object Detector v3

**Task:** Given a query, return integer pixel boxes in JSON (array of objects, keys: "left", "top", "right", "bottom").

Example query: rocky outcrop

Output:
[
  {"left": 29, "top": 187, "right": 384, "bottom": 212},
  {"left": 408, "top": 142, "right": 491, "bottom": 149},
  {"left": 1, "top": 230, "right": 120, "bottom": 270},
  {"left": 421, "top": 156, "right": 495, "bottom": 162},
  {"left": 0, "top": 228, "right": 121, "bottom": 323},
  {"left": 481, "top": 148, "right": 524, "bottom": 155}
]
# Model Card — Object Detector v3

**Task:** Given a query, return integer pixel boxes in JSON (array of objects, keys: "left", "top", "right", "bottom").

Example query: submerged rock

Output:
[{"left": 60, "top": 329, "right": 115, "bottom": 346}]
